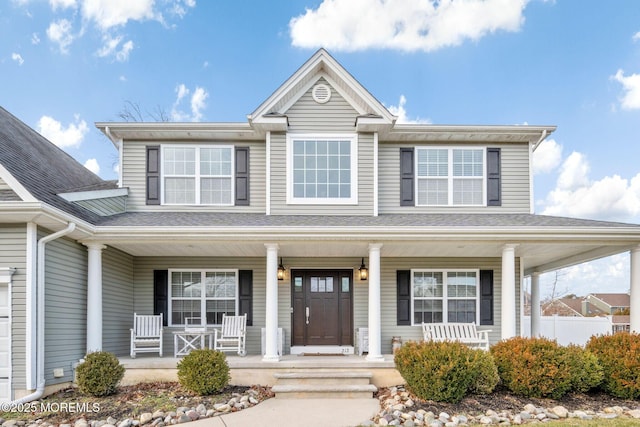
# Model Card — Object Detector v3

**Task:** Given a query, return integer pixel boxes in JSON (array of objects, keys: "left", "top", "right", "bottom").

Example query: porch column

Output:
[
  {"left": 501, "top": 244, "right": 518, "bottom": 339},
  {"left": 530, "top": 272, "right": 541, "bottom": 337},
  {"left": 631, "top": 246, "right": 640, "bottom": 333},
  {"left": 86, "top": 243, "right": 106, "bottom": 353},
  {"left": 263, "top": 243, "right": 280, "bottom": 362},
  {"left": 366, "top": 243, "right": 384, "bottom": 362}
]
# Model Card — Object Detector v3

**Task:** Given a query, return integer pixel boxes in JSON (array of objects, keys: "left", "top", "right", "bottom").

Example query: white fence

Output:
[{"left": 521, "top": 315, "right": 613, "bottom": 346}]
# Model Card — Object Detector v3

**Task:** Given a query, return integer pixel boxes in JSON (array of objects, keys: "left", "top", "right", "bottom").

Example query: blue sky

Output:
[{"left": 2, "top": 0, "right": 640, "bottom": 298}]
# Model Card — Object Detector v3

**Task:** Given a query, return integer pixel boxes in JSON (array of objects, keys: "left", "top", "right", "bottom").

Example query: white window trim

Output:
[
  {"left": 161, "top": 144, "right": 235, "bottom": 206},
  {"left": 410, "top": 269, "right": 480, "bottom": 326},
  {"left": 415, "top": 146, "right": 487, "bottom": 207},
  {"left": 286, "top": 133, "right": 358, "bottom": 205},
  {"left": 168, "top": 269, "right": 239, "bottom": 327}
]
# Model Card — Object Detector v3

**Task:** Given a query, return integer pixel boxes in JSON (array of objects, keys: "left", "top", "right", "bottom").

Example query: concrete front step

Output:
[{"left": 272, "top": 371, "right": 377, "bottom": 399}]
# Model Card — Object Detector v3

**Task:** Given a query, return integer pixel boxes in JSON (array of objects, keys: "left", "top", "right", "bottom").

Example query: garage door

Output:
[{"left": 0, "top": 283, "right": 10, "bottom": 402}]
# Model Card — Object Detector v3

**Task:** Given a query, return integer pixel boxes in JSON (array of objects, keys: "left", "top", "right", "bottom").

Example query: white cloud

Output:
[
  {"left": 50, "top": 0, "right": 77, "bottom": 10},
  {"left": 11, "top": 53, "right": 24, "bottom": 66},
  {"left": 633, "top": 31, "right": 640, "bottom": 42},
  {"left": 612, "top": 69, "right": 640, "bottom": 110},
  {"left": 83, "top": 158, "right": 100, "bottom": 174},
  {"left": 81, "top": 0, "right": 157, "bottom": 30},
  {"left": 532, "top": 138, "right": 562, "bottom": 174},
  {"left": 171, "top": 84, "right": 209, "bottom": 122},
  {"left": 96, "top": 35, "right": 134, "bottom": 62},
  {"left": 31, "top": 33, "right": 41, "bottom": 44},
  {"left": 46, "top": 19, "right": 74, "bottom": 53},
  {"left": 289, "top": 0, "right": 528, "bottom": 52},
  {"left": 36, "top": 115, "right": 89, "bottom": 148},
  {"left": 171, "top": 0, "right": 197, "bottom": 18},
  {"left": 540, "top": 150, "right": 640, "bottom": 222},
  {"left": 386, "top": 95, "right": 431, "bottom": 124}
]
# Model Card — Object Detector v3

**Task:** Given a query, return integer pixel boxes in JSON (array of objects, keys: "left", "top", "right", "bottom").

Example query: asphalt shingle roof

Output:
[{"left": 0, "top": 107, "right": 116, "bottom": 222}]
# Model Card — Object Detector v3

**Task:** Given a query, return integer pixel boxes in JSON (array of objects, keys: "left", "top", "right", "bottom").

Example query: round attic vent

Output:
[{"left": 312, "top": 83, "right": 331, "bottom": 104}]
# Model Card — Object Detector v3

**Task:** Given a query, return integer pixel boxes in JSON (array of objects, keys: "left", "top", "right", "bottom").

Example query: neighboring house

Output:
[
  {"left": 2, "top": 49, "right": 640, "bottom": 401},
  {"left": 541, "top": 297, "right": 584, "bottom": 317},
  {"left": 585, "top": 293, "right": 631, "bottom": 315}
]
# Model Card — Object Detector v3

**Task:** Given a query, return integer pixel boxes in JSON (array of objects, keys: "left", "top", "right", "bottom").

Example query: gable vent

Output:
[{"left": 312, "top": 83, "right": 331, "bottom": 104}]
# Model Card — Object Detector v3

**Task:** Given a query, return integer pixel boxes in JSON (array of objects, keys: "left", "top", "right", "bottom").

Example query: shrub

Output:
[
  {"left": 586, "top": 332, "right": 640, "bottom": 399},
  {"left": 394, "top": 340, "right": 494, "bottom": 403},
  {"left": 75, "top": 351, "right": 125, "bottom": 397},
  {"left": 177, "top": 349, "right": 230, "bottom": 395},
  {"left": 565, "top": 344, "right": 603, "bottom": 393},
  {"left": 491, "top": 337, "right": 573, "bottom": 399},
  {"left": 468, "top": 348, "right": 500, "bottom": 395}
]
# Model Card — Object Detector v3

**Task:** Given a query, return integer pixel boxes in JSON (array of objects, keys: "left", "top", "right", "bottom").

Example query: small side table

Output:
[{"left": 173, "top": 331, "right": 213, "bottom": 357}]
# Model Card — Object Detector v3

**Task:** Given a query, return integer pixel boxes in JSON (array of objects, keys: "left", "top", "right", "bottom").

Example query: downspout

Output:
[
  {"left": 11, "top": 223, "right": 76, "bottom": 404},
  {"left": 104, "top": 126, "right": 123, "bottom": 188},
  {"left": 530, "top": 129, "right": 548, "bottom": 214}
]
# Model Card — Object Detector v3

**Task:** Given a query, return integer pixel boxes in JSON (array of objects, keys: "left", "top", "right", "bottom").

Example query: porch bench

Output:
[{"left": 422, "top": 322, "right": 491, "bottom": 351}]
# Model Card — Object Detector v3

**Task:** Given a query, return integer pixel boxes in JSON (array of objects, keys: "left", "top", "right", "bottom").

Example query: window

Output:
[
  {"left": 169, "top": 270, "right": 238, "bottom": 326},
  {"left": 412, "top": 270, "right": 479, "bottom": 325},
  {"left": 162, "top": 146, "right": 233, "bottom": 205},
  {"left": 287, "top": 134, "right": 358, "bottom": 204},
  {"left": 416, "top": 148, "right": 485, "bottom": 206}
]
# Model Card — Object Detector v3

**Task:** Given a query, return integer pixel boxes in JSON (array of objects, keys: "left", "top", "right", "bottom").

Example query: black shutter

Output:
[
  {"left": 146, "top": 146, "right": 161, "bottom": 205},
  {"left": 153, "top": 270, "right": 168, "bottom": 326},
  {"left": 400, "top": 148, "right": 415, "bottom": 206},
  {"left": 235, "top": 147, "right": 250, "bottom": 206},
  {"left": 238, "top": 270, "right": 253, "bottom": 326},
  {"left": 487, "top": 148, "right": 501, "bottom": 206},
  {"left": 479, "top": 270, "right": 494, "bottom": 325},
  {"left": 397, "top": 270, "right": 412, "bottom": 325}
]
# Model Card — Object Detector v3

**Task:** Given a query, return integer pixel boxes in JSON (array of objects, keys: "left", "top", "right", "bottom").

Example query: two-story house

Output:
[{"left": 2, "top": 49, "right": 640, "bottom": 402}]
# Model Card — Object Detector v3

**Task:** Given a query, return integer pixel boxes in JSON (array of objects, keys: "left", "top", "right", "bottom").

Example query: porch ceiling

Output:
[{"left": 102, "top": 237, "right": 634, "bottom": 276}]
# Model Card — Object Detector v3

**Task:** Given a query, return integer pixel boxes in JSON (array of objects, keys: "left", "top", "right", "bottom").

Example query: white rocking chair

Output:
[
  {"left": 213, "top": 314, "right": 247, "bottom": 356},
  {"left": 130, "top": 313, "right": 164, "bottom": 358}
]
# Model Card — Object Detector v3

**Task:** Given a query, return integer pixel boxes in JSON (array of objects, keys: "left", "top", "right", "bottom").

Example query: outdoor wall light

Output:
[
  {"left": 277, "top": 257, "right": 286, "bottom": 280},
  {"left": 358, "top": 258, "right": 368, "bottom": 281}
]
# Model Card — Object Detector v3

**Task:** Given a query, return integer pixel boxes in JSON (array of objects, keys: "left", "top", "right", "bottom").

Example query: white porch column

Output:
[
  {"left": 86, "top": 243, "right": 106, "bottom": 353},
  {"left": 263, "top": 243, "right": 280, "bottom": 362},
  {"left": 630, "top": 246, "right": 640, "bottom": 333},
  {"left": 530, "top": 272, "right": 541, "bottom": 337},
  {"left": 501, "top": 244, "right": 518, "bottom": 339},
  {"left": 366, "top": 243, "right": 384, "bottom": 362}
]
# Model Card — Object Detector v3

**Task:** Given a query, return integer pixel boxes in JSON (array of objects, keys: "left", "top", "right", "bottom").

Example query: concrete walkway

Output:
[{"left": 192, "top": 398, "right": 380, "bottom": 427}]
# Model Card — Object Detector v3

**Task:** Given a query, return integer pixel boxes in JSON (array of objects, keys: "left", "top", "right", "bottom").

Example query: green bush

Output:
[
  {"left": 75, "top": 351, "right": 125, "bottom": 397},
  {"left": 394, "top": 340, "right": 495, "bottom": 403},
  {"left": 468, "top": 347, "right": 500, "bottom": 395},
  {"left": 565, "top": 344, "right": 603, "bottom": 393},
  {"left": 586, "top": 332, "right": 640, "bottom": 399},
  {"left": 491, "top": 337, "right": 573, "bottom": 399},
  {"left": 177, "top": 349, "right": 230, "bottom": 395}
]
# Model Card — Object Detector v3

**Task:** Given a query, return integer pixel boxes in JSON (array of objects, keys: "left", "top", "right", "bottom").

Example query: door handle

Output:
[{"left": 305, "top": 307, "right": 310, "bottom": 325}]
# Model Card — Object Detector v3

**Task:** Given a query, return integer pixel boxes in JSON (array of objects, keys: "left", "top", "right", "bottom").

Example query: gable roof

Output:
[
  {"left": 589, "top": 293, "right": 630, "bottom": 307},
  {"left": 0, "top": 106, "right": 115, "bottom": 222},
  {"left": 248, "top": 49, "right": 396, "bottom": 130}
]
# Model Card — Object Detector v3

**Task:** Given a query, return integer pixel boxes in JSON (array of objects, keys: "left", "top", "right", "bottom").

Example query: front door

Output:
[{"left": 291, "top": 270, "right": 353, "bottom": 347}]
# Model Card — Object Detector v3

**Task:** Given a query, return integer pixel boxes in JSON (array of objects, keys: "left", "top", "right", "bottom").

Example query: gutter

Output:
[
  {"left": 11, "top": 223, "right": 76, "bottom": 404},
  {"left": 531, "top": 129, "right": 548, "bottom": 152}
]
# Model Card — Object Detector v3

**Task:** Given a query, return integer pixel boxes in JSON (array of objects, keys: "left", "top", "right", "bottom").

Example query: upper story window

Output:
[
  {"left": 416, "top": 148, "right": 485, "bottom": 206},
  {"left": 162, "top": 145, "right": 233, "bottom": 205},
  {"left": 287, "top": 134, "right": 358, "bottom": 204}
]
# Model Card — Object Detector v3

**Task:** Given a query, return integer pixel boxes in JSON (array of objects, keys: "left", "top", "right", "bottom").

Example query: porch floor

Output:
[{"left": 119, "top": 354, "right": 403, "bottom": 388}]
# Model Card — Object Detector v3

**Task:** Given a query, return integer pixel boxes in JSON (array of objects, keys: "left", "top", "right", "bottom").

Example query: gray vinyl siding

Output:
[
  {"left": 0, "top": 225, "right": 27, "bottom": 390},
  {"left": 44, "top": 234, "right": 87, "bottom": 385},
  {"left": 74, "top": 196, "right": 127, "bottom": 216},
  {"left": 378, "top": 142, "right": 531, "bottom": 214},
  {"left": 122, "top": 141, "right": 266, "bottom": 213},
  {"left": 102, "top": 247, "right": 134, "bottom": 356},
  {"left": 132, "top": 257, "right": 267, "bottom": 356},
  {"left": 286, "top": 78, "right": 358, "bottom": 133}
]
